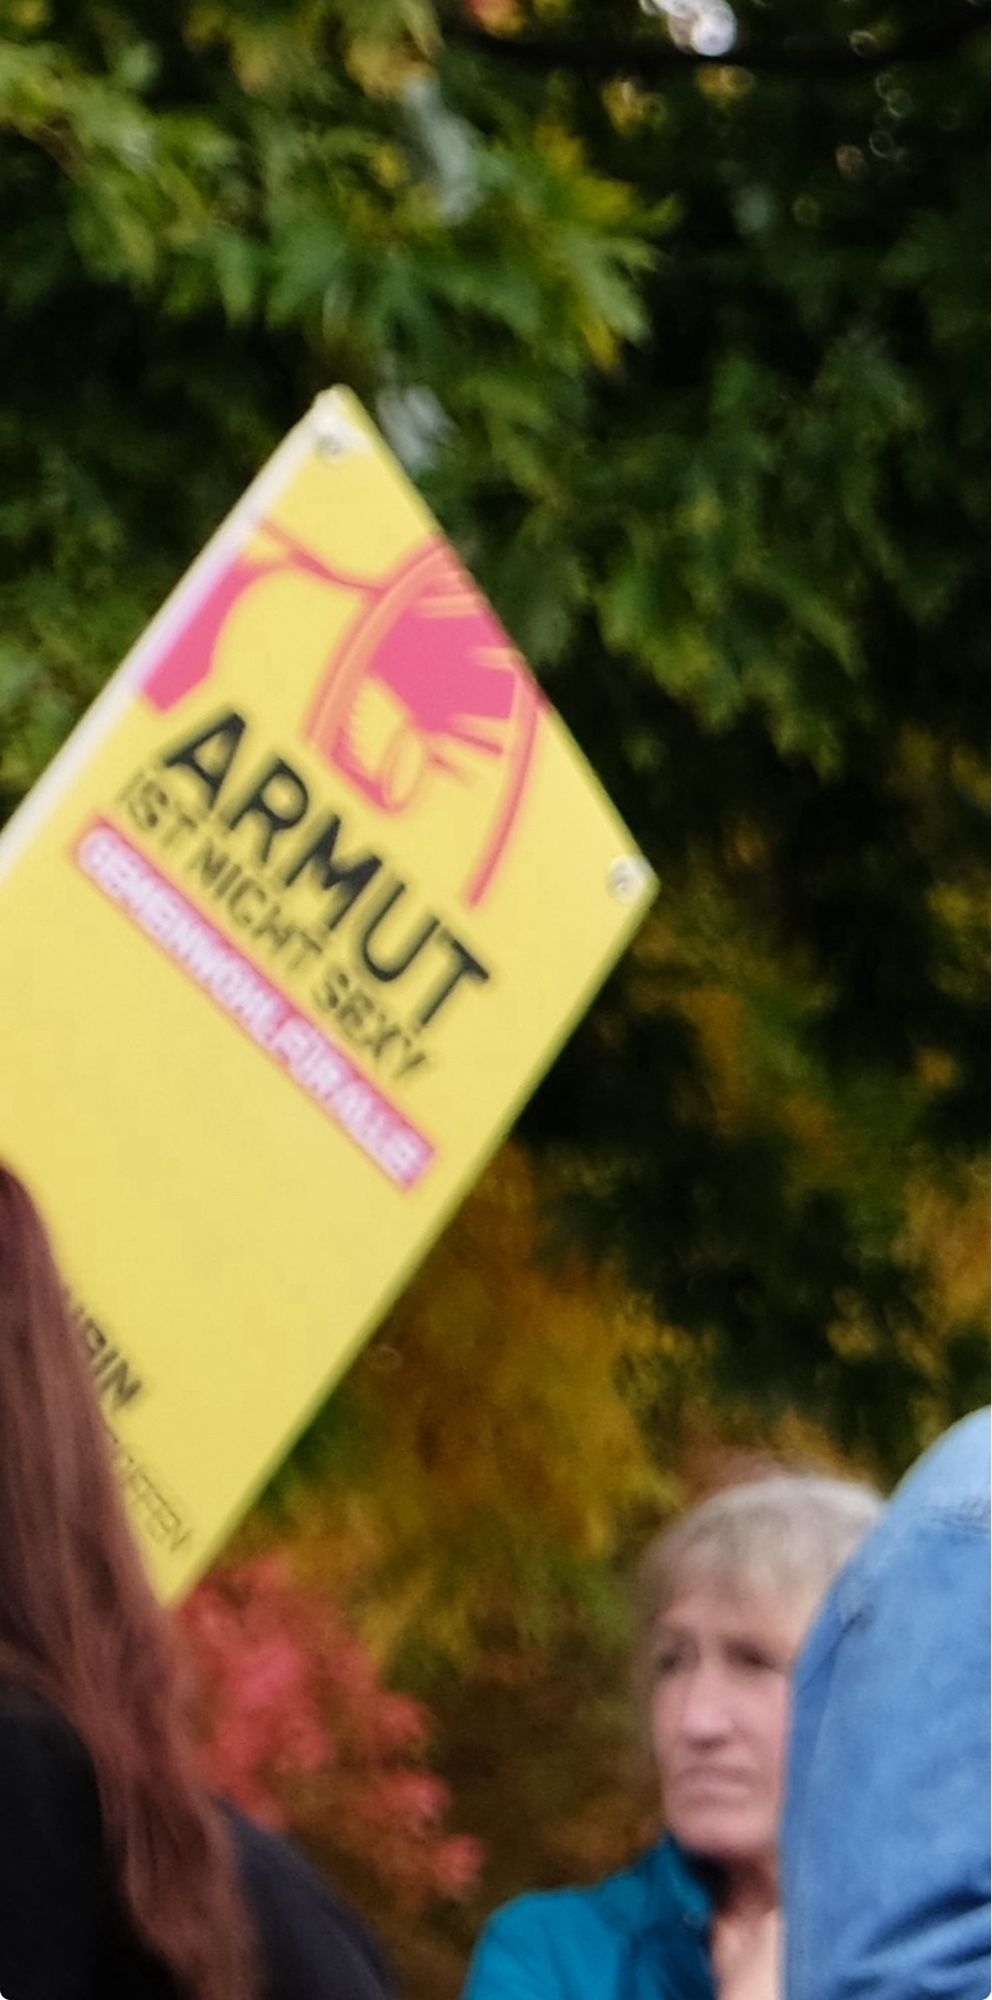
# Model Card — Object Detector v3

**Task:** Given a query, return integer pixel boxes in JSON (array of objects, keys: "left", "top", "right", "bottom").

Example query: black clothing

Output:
[
  {"left": 0, "top": 1691, "right": 396, "bottom": 1998},
  {"left": 230, "top": 1808, "right": 398, "bottom": 2000}
]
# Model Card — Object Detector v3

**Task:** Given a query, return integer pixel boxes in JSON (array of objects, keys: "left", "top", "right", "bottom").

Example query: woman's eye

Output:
[
  {"left": 731, "top": 1645, "right": 778, "bottom": 1674},
  {"left": 652, "top": 1650, "right": 684, "bottom": 1679}
]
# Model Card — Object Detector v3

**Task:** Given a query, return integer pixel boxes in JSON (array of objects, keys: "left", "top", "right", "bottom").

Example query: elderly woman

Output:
[{"left": 464, "top": 1472, "right": 881, "bottom": 2000}]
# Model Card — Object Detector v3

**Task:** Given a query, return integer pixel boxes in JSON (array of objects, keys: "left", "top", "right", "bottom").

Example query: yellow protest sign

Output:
[{"left": 0, "top": 390, "right": 655, "bottom": 1598}]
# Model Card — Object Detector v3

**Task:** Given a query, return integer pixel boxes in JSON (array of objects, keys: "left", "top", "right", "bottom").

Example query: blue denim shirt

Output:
[{"left": 784, "top": 1408, "right": 991, "bottom": 2000}]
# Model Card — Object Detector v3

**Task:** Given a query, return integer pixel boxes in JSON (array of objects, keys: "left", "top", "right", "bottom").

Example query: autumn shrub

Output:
[{"left": 181, "top": 1552, "right": 483, "bottom": 1916}]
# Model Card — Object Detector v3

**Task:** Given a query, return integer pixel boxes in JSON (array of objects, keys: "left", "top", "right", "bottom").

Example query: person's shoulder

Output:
[
  {"left": 0, "top": 1679, "right": 77, "bottom": 1731},
  {"left": 226, "top": 1805, "right": 397, "bottom": 1999},
  {"left": 465, "top": 1885, "right": 616, "bottom": 2000},
  {"left": 0, "top": 1681, "right": 96, "bottom": 1810},
  {"left": 464, "top": 1842, "right": 715, "bottom": 1999},
  {"left": 466, "top": 1847, "right": 672, "bottom": 1996},
  {"left": 0, "top": 1682, "right": 116, "bottom": 2000},
  {"left": 890, "top": 1407, "right": 990, "bottom": 1525},
  {"left": 480, "top": 1879, "right": 610, "bottom": 1946}
]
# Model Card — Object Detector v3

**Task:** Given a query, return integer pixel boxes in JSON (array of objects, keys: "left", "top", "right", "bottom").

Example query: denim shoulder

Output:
[{"left": 888, "top": 1406, "right": 990, "bottom": 1528}]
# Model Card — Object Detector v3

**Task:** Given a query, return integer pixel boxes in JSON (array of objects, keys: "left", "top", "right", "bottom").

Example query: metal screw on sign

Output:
[
  {"left": 310, "top": 392, "right": 372, "bottom": 462},
  {"left": 608, "top": 855, "right": 653, "bottom": 904}
]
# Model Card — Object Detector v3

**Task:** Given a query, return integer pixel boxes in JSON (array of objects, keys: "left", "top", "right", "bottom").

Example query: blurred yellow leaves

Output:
[{"left": 273, "top": 1144, "right": 677, "bottom": 1665}]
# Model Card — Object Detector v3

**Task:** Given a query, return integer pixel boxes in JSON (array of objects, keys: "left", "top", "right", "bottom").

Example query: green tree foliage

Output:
[
  {"left": 425, "top": 2, "right": 989, "bottom": 1472},
  {"left": 0, "top": 2, "right": 984, "bottom": 1481},
  {"left": 2, "top": 11, "right": 985, "bottom": 1987}
]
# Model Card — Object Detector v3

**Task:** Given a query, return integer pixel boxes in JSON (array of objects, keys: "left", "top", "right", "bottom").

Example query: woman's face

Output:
[{"left": 649, "top": 1580, "right": 813, "bottom": 1872}]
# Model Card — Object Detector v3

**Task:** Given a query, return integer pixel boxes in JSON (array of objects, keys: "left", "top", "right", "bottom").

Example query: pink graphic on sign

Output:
[
  {"left": 140, "top": 523, "right": 541, "bottom": 908},
  {"left": 302, "top": 540, "right": 540, "bottom": 907}
]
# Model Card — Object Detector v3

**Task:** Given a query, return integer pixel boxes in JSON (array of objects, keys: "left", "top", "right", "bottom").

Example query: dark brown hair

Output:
[{"left": 0, "top": 1165, "right": 256, "bottom": 1998}]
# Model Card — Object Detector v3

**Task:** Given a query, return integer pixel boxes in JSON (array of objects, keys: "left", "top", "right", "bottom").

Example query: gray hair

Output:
[{"left": 632, "top": 1471, "right": 882, "bottom": 1722}]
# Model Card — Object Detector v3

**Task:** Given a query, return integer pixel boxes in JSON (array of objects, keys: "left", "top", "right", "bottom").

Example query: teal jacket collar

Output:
[
  {"left": 587, "top": 1838, "right": 716, "bottom": 2000},
  {"left": 464, "top": 1834, "right": 717, "bottom": 2000}
]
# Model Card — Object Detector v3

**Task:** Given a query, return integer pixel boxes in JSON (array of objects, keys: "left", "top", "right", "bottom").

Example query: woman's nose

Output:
[{"left": 677, "top": 1664, "right": 734, "bottom": 1742}]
